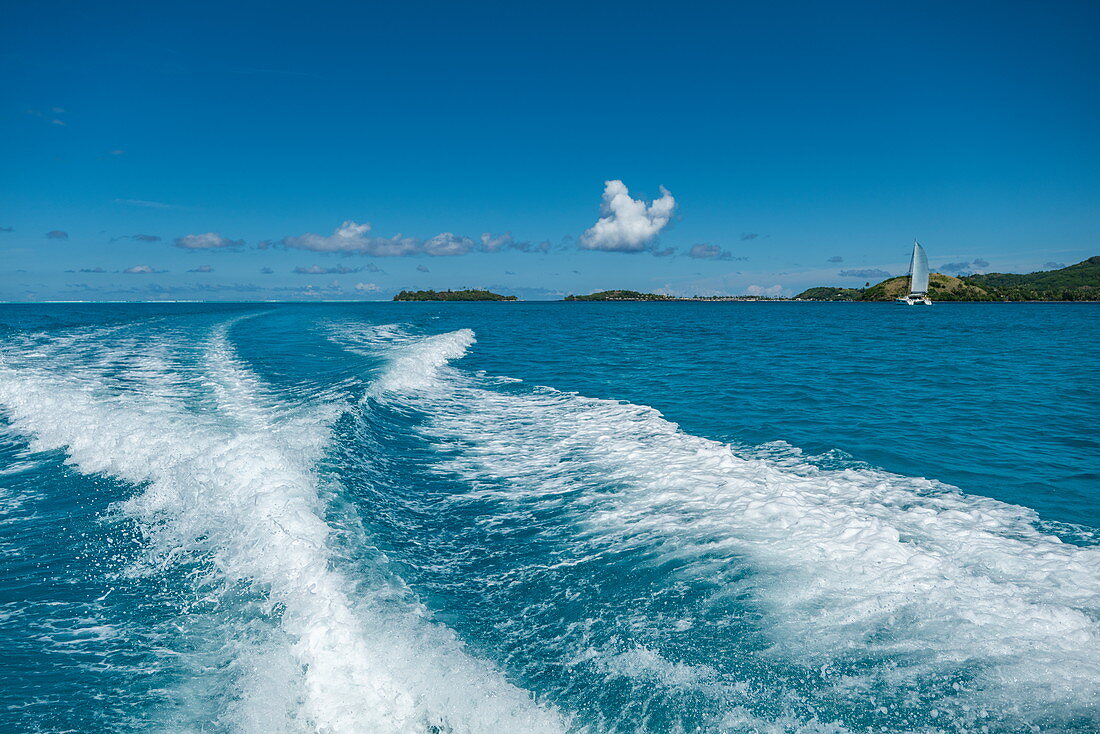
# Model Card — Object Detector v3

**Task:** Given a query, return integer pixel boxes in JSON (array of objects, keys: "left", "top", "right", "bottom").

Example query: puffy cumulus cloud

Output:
[
  {"left": 580, "top": 180, "right": 675, "bottom": 252},
  {"left": 46, "top": 230, "right": 69, "bottom": 240},
  {"left": 746, "top": 284, "right": 785, "bottom": 297},
  {"left": 827, "top": 255, "right": 844, "bottom": 263},
  {"left": 278, "top": 221, "right": 548, "bottom": 258},
  {"left": 293, "top": 264, "right": 362, "bottom": 275},
  {"left": 423, "top": 232, "right": 475, "bottom": 256},
  {"left": 122, "top": 264, "right": 166, "bottom": 274},
  {"left": 480, "top": 233, "right": 515, "bottom": 252},
  {"left": 416, "top": 264, "right": 430, "bottom": 272},
  {"left": 839, "top": 268, "right": 891, "bottom": 279},
  {"left": 1043, "top": 261, "right": 1066, "bottom": 270},
  {"left": 174, "top": 232, "right": 244, "bottom": 250},
  {"left": 188, "top": 265, "right": 214, "bottom": 273},
  {"left": 354, "top": 282, "right": 381, "bottom": 292}
]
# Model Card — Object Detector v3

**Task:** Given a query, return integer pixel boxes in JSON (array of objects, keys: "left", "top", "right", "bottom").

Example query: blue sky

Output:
[{"left": 2, "top": 0, "right": 1097, "bottom": 300}]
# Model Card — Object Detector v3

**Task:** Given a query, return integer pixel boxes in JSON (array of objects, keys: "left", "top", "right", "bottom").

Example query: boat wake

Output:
[
  {"left": 1, "top": 315, "right": 1096, "bottom": 733},
  {"left": 348, "top": 323, "right": 1100, "bottom": 733},
  {"left": 0, "top": 319, "right": 563, "bottom": 733}
]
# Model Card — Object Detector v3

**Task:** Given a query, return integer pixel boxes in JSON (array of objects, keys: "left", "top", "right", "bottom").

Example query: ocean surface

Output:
[{"left": 0, "top": 301, "right": 1097, "bottom": 733}]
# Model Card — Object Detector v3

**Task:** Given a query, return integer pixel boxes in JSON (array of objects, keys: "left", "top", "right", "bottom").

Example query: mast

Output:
[{"left": 907, "top": 240, "right": 915, "bottom": 294}]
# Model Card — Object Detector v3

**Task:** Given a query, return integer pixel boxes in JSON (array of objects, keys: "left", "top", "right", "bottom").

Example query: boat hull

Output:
[{"left": 896, "top": 295, "right": 932, "bottom": 305}]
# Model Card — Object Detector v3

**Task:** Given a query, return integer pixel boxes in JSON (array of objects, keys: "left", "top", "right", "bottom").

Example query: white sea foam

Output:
[
  {"left": 0, "top": 322, "right": 563, "bottom": 734},
  {"left": 363, "top": 327, "right": 1100, "bottom": 730}
]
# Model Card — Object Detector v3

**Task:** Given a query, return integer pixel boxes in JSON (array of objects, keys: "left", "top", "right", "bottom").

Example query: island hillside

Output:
[
  {"left": 564, "top": 290, "right": 789, "bottom": 301},
  {"left": 796, "top": 257, "right": 1099, "bottom": 301},
  {"left": 393, "top": 289, "right": 516, "bottom": 301},
  {"left": 565, "top": 290, "right": 674, "bottom": 301}
]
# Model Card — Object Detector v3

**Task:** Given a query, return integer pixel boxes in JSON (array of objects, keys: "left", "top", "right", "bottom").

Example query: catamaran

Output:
[{"left": 897, "top": 241, "right": 932, "bottom": 305}]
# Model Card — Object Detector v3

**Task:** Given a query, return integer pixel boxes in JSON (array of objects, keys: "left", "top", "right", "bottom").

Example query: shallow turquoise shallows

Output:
[{"left": 0, "top": 302, "right": 1097, "bottom": 733}]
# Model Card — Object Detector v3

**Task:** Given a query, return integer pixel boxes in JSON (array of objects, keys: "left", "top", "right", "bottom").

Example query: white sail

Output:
[{"left": 908, "top": 241, "right": 929, "bottom": 294}]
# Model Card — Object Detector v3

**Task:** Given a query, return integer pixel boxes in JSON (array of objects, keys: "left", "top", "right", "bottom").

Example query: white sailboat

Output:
[{"left": 896, "top": 241, "right": 932, "bottom": 305}]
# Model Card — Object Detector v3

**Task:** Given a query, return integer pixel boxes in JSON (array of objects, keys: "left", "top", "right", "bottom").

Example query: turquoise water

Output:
[{"left": 0, "top": 302, "right": 1097, "bottom": 733}]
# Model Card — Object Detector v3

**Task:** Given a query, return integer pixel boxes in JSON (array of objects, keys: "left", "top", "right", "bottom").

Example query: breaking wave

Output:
[
  {"left": 351, "top": 324, "right": 1100, "bottom": 733},
  {"left": 0, "top": 319, "right": 562, "bottom": 733}
]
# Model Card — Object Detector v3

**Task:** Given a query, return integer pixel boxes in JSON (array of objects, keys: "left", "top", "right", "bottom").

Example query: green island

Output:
[
  {"left": 564, "top": 290, "right": 787, "bottom": 301},
  {"left": 393, "top": 289, "right": 516, "bottom": 301},
  {"left": 565, "top": 290, "right": 673, "bottom": 301},
  {"left": 796, "top": 257, "right": 1100, "bottom": 302}
]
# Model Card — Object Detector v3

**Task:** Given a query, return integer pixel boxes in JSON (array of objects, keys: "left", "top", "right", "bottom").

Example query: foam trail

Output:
[
  {"left": 359, "top": 326, "right": 1100, "bottom": 731},
  {"left": 0, "top": 321, "right": 563, "bottom": 733}
]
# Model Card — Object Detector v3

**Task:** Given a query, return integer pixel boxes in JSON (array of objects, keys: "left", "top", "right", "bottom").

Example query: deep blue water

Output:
[{"left": 0, "top": 302, "right": 1097, "bottom": 733}]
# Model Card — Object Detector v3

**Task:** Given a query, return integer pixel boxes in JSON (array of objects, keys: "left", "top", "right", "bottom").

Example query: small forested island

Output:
[
  {"left": 564, "top": 290, "right": 786, "bottom": 301},
  {"left": 796, "top": 257, "right": 1099, "bottom": 302},
  {"left": 565, "top": 290, "right": 674, "bottom": 301},
  {"left": 393, "top": 289, "right": 517, "bottom": 301}
]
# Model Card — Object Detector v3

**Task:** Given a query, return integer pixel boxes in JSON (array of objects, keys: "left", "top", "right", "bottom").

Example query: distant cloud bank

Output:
[
  {"left": 839, "top": 268, "right": 892, "bottom": 279},
  {"left": 293, "top": 264, "right": 361, "bottom": 274},
  {"left": 114, "top": 198, "right": 180, "bottom": 210},
  {"left": 580, "top": 180, "right": 675, "bottom": 252},
  {"left": 939, "top": 258, "right": 991, "bottom": 275},
  {"left": 174, "top": 232, "right": 244, "bottom": 249},
  {"left": 281, "top": 220, "right": 474, "bottom": 257},
  {"left": 688, "top": 244, "right": 746, "bottom": 261}
]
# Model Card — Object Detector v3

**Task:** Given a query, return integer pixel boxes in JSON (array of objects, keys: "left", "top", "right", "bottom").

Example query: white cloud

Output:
[
  {"left": 282, "top": 220, "right": 474, "bottom": 257},
  {"left": 174, "top": 232, "right": 244, "bottom": 249},
  {"left": 580, "top": 180, "right": 675, "bottom": 252},
  {"left": 423, "top": 232, "right": 475, "bottom": 256},
  {"left": 293, "top": 264, "right": 361, "bottom": 274},
  {"left": 122, "top": 264, "right": 165, "bottom": 274},
  {"left": 354, "top": 282, "right": 380, "bottom": 292},
  {"left": 480, "top": 232, "right": 514, "bottom": 252}
]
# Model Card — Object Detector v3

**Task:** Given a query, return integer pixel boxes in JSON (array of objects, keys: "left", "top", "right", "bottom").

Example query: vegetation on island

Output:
[
  {"left": 564, "top": 290, "right": 789, "bottom": 301},
  {"left": 564, "top": 290, "right": 673, "bottom": 301},
  {"left": 796, "top": 257, "right": 1099, "bottom": 302},
  {"left": 963, "top": 256, "right": 1100, "bottom": 301},
  {"left": 393, "top": 289, "right": 516, "bottom": 301},
  {"left": 794, "top": 287, "right": 863, "bottom": 301},
  {"left": 859, "top": 273, "right": 996, "bottom": 301}
]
